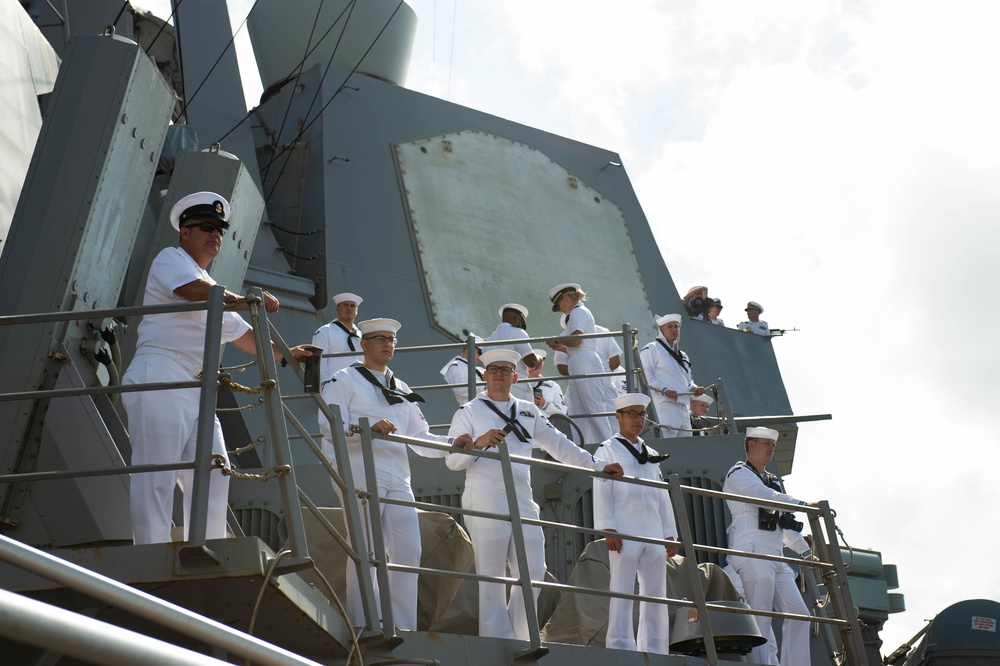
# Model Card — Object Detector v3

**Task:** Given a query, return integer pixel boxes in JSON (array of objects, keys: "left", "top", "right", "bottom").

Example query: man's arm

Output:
[
  {"left": 174, "top": 279, "right": 279, "bottom": 313},
  {"left": 229, "top": 330, "right": 314, "bottom": 365}
]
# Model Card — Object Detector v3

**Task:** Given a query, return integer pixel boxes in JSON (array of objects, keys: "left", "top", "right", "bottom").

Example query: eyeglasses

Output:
[
  {"left": 184, "top": 221, "right": 225, "bottom": 235},
  {"left": 363, "top": 335, "right": 397, "bottom": 345},
  {"left": 484, "top": 364, "right": 515, "bottom": 376},
  {"left": 616, "top": 410, "right": 647, "bottom": 420}
]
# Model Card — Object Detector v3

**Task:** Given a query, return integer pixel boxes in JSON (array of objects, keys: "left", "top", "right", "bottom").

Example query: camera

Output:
[
  {"left": 533, "top": 388, "right": 543, "bottom": 398},
  {"left": 778, "top": 512, "right": 803, "bottom": 532},
  {"left": 757, "top": 508, "right": 779, "bottom": 531},
  {"left": 684, "top": 295, "right": 711, "bottom": 319}
]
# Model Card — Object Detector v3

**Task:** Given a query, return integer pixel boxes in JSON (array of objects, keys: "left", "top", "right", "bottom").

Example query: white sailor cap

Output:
[
  {"left": 745, "top": 426, "right": 779, "bottom": 441},
  {"left": 691, "top": 393, "right": 714, "bottom": 405},
  {"left": 499, "top": 303, "right": 529, "bottom": 319},
  {"left": 548, "top": 283, "right": 581, "bottom": 311},
  {"left": 357, "top": 318, "right": 401, "bottom": 335},
  {"left": 170, "top": 191, "right": 230, "bottom": 231},
  {"left": 481, "top": 349, "right": 521, "bottom": 368},
  {"left": 745, "top": 301, "right": 764, "bottom": 313},
  {"left": 654, "top": 313, "right": 682, "bottom": 327},
  {"left": 613, "top": 393, "right": 651, "bottom": 411},
  {"left": 333, "top": 292, "right": 363, "bottom": 306},
  {"left": 528, "top": 348, "right": 547, "bottom": 360}
]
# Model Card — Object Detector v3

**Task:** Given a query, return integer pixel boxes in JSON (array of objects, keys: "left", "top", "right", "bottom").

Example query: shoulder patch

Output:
[{"left": 518, "top": 409, "right": 534, "bottom": 418}]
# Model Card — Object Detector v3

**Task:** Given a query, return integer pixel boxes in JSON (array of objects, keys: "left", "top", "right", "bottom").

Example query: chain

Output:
[
  {"left": 228, "top": 435, "right": 265, "bottom": 456},
  {"left": 210, "top": 454, "right": 289, "bottom": 482},
  {"left": 220, "top": 359, "right": 256, "bottom": 372},
  {"left": 217, "top": 397, "right": 265, "bottom": 413}
]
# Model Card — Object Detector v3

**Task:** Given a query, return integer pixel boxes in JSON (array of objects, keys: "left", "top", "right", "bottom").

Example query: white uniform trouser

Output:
[
  {"left": 651, "top": 397, "right": 692, "bottom": 438},
  {"left": 567, "top": 350, "right": 613, "bottom": 444},
  {"left": 731, "top": 552, "right": 810, "bottom": 665},
  {"left": 464, "top": 510, "right": 546, "bottom": 639},
  {"left": 121, "top": 349, "right": 230, "bottom": 545},
  {"left": 333, "top": 457, "right": 421, "bottom": 631},
  {"left": 607, "top": 539, "right": 671, "bottom": 654}
]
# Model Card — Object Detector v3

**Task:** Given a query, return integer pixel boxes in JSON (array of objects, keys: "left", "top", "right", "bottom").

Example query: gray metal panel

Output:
[{"left": 0, "top": 34, "right": 173, "bottom": 521}]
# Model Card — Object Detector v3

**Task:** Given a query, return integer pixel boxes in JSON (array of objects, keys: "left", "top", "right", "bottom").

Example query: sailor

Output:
[
  {"left": 594, "top": 393, "right": 677, "bottom": 655},
  {"left": 545, "top": 284, "right": 615, "bottom": 444},
  {"left": 639, "top": 314, "right": 706, "bottom": 437},
  {"left": 723, "top": 427, "right": 820, "bottom": 665},
  {"left": 487, "top": 303, "right": 540, "bottom": 401},
  {"left": 122, "top": 191, "right": 312, "bottom": 545},
  {"left": 737, "top": 301, "right": 771, "bottom": 337},
  {"left": 439, "top": 335, "right": 484, "bottom": 405},
  {"left": 689, "top": 393, "right": 716, "bottom": 436},
  {"left": 318, "top": 318, "right": 473, "bottom": 630},
  {"left": 311, "top": 292, "right": 363, "bottom": 383},
  {"left": 446, "top": 349, "right": 623, "bottom": 640},
  {"left": 523, "top": 348, "right": 567, "bottom": 416},
  {"left": 706, "top": 298, "right": 725, "bottom": 326}
]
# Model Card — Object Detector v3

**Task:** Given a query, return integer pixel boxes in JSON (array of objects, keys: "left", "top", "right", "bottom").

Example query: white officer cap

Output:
[
  {"left": 332, "top": 292, "right": 363, "bottom": 306},
  {"left": 528, "top": 348, "right": 547, "bottom": 360},
  {"left": 691, "top": 393, "right": 714, "bottom": 405},
  {"left": 170, "top": 191, "right": 230, "bottom": 231},
  {"left": 745, "top": 426, "right": 779, "bottom": 441},
  {"left": 499, "top": 303, "right": 529, "bottom": 319},
  {"left": 612, "top": 393, "right": 651, "bottom": 411},
  {"left": 548, "top": 283, "right": 581, "bottom": 311},
  {"left": 654, "top": 313, "right": 682, "bottom": 327},
  {"left": 481, "top": 349, "right": 521, "bottom": 367},
  {"left": 357, "top": 318, "right": 401, "bottom": 335},
  {"left": 745, "top": 301, "right": 764, "bottom": 313}
]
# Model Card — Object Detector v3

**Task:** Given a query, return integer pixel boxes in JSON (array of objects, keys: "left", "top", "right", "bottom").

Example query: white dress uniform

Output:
[
  {"left": 487, "top": 322, "right": 535, "bottom": 401},
  {"left": 595, "top": 324, "right": 628, "bottom": 396},
  {"left": 563, "top": 304, "right": 614, "bottom": 443},
  {"left": 446, "top": 395, "right": 606, "bottom": 640},
  {"left": 737, "top": 320, "right": 770, "bottom": 336},
  {"left": 528, "top": 378, "right": 567, "bottom": 416},
  {"left": 593, "top": 436, "right": 677, "bottom": 654},
  {"left": 122, "top": 247, "right": 251, "bottom": 545},
  {"left": 639, "top": 334, "right": 697, "bottom": 438},
  {"left": 439, "top": 356, "right": 483, "bottom": 406},
  {"left": 319, "top": 364, "right": 451, "bottom": 631},
  {"left": 723, "top": 462, "right": 811, "bottom": 665},
  {"left": 552, "top": 349, "right": 573, "bottom": 414},
  {"left": 311, "top": 319, "right": 362, "bottom": 382}
]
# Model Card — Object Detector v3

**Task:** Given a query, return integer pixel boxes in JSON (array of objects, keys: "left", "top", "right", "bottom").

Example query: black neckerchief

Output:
[
  {"left": 728, "top": 460, "right": 776, "bottom": 488},
  {"left": 353, "top": 365, "right": 424, "bottom": 405},
  {"left": 656, "top": 338, "right": 690, "bottom": 371},
  {"left": 533, "top": 379, "right": 546, "bottom": 390},
  {"left": 454, "top": 356, "right": 484, "bottom": 379},
  {"left": 333, "top": 321, "right": 360, "bottom": 352},
  {"left": 614, "top": 436, "right": 668, "bottom": 464},
  {"left": 479, "top": 398, "right": 531, "bottom": 443}
]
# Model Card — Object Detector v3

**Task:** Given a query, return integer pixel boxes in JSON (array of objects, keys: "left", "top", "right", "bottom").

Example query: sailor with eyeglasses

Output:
[
  {"left": 447, "top": 349, "right": 624, "bottom": 640},
  {"left": 594, "top": 393, "right": 677, "bottom": 654},
  {"left": 319, "top": 317, "right": 473, "bottom": 631}
]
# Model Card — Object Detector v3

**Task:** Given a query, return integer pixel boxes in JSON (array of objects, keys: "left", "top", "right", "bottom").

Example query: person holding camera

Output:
[
  {"left": 723, "top": 427, "right": 820, "bottom": 665},
  {"left": 524, "top": 348, "right": 567, "bottom": 416}
]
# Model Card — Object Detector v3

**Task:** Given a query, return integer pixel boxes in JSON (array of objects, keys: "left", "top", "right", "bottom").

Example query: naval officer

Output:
[
  {"left": 446, "top": 349, "right": 623, "bottom": 640},
  {"left": 594, "top": 393, "right": 677, "bottom": 655},
  {"left": 122, "top": 191, "right": 312, "bottom": 545},
  {"left": 723, "top": 427, "right": 820, "bottom": 665},
  {"left": 319, "top": 317, "right": 472, "bottom": 630},
  {"left": 639, "top": 313, "right": 705, "bottom": 437},
  {"left": 737, "top": 301, "right": 771, "bottom": 337},
  {"left": 312, "top": 292, "right": 363, "bottom": 383}
]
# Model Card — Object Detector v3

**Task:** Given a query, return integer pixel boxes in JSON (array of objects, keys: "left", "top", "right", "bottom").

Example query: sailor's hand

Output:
[
  {"left": 474, "top": 429, "right": 507, "bottom": 450},
  {"left": 603, "top": 462, "right": 624, "bottom": 478},
  {"left": 262, "top": 290, "right": 280, "bottom": 313},
  {"left": 804, "top": 501, "right": 821, "bottom": 508},
  {"left": 804, "top": 554, "right": 821, "bottom": 570},
  {"left": 664, "top": 389, "right": 678, "bottom": 400},
  {"left": 371, "top": 419, "right": 397, "bottom": 435},
  {"left": 533, "top": 393, "right": 546, "bottom": 408},
  {"left": 452, "top": 433, "right": 474, "bottom": 450},
  {"left": 666, "top": 536, "right": 678, "bottom": 558},
  {"left": 693, "top": 386, "right": 706, "bottom": 396},
  {"left": 605, "top": 529, "right": 622, "bottom": 554}
]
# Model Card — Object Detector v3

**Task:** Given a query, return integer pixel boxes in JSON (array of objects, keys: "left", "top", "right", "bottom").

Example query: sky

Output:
[{"left": 138, "top": 0, "right": 1000, "bottom": 655}]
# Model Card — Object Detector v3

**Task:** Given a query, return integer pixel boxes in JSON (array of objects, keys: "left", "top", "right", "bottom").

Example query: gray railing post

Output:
[
  {"left": 667, "top": 474, "right": 719, "bottom": 665},
  {"left": 466, "top": 333, "right": 478, "bottom": 401},
  {"left": 184, "top": 285, "right": 226, "bottom": 550},
  {"left": 621, "top": 323, "right": 635, "bottom": 393},
  {"left": 243, "top": 287, "right": 311, "bottom": 573},
  {"left": 357, "top": 419, "right": 398, "bottom": 643},
  {"left": 713, "top": 378, "right": 737, "bottom": 435}
]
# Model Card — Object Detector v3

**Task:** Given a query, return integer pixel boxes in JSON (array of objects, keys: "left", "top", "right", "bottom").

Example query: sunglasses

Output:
[{"left": 184, "top": 221, "right": 225, "bottom": 234}]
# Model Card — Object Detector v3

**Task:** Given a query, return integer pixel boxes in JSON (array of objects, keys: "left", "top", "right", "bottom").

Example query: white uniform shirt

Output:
[
  {"left": 639, "top": 334, "right": 696, "bottom": 406},
  {"left": 446, "top": 394, "right": 604, "bottom": 515},
  {"left": 737, "top": 320, "right": 770, "bottom": 336},
  {"left": 722, "top": 461, "right": 809, "bottom": 555},
  {"left": 527, "top": 378, "right": 567, "bottom": 416},
  {"left": 487, "top": 322, "right": 534, "bottom": 378},
  {"left": 593, "top": 436, "right": 677, "bottom": 539},
  {"left": 595, "top": 324, "right": 623, "bottom": 368},
  {"left": 312, "top": 319, "right": 362, "bottom": 381},
  {"left": 134, "top": 247, "right": 250, "bottom": 363},
  {"left": 564, "top": 304, "right": 599, "bottom": 357},
  {"left": 440, "top": 356, "right": 483, "bottom": 405},
  {"left": 319, "top": 364, "right": 450, "bottom": 476}
]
